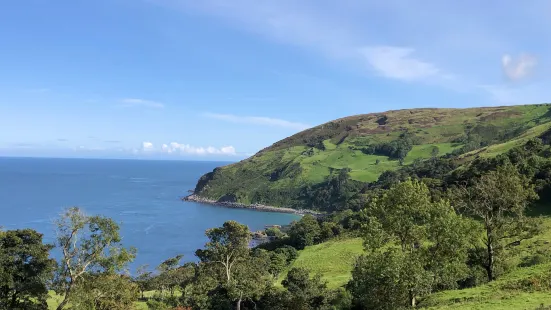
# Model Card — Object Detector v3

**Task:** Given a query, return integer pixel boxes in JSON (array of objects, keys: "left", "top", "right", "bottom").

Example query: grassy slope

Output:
[
  {"left": 47, "top": 291, "right": 153, "bottom": 310},
  {"left": 423, "top": 265, "right": 551, "bottom": 309},
  {"left": 195, "top": 104, "right": 551, "bottom": 206},
  {"left": 272, "top": 218, "right": 551, "bottom": 309},
  {"left": 276, "top": 238, "right": 364, "bottom": 289},
  {"left": 461, "top": 121, "right": 551, "bottom": 160}
]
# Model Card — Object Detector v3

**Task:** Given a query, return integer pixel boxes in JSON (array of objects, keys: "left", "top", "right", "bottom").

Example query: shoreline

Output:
[{"left": 181, "top": 194, "right": 321, "bottom": 216}]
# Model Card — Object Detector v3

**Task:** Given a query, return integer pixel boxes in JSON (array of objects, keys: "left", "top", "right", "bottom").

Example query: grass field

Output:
[
  {"left": 273, "top": 217, "right": 551, "bottom": 309},
  {"left": 46, "top": 291, "right": 149, "bottom": 310},
  {"left": 277, "top": 237, "right": 364, "bottom": 288},
  {"left": 422, "top": 263, "right": 551, "bottom": 309}
]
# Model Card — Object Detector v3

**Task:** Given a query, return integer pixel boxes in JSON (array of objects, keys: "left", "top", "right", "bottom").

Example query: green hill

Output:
[{"left": 192, "top": 104, "right": 551, "bottom": 210}]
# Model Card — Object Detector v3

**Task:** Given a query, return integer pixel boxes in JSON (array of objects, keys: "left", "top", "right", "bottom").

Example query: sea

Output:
[{"left": 0, "top": 157, "right": 300, "bottom": 272}]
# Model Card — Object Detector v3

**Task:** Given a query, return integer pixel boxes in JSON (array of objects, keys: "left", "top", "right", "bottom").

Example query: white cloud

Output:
[
  {"left": 120, "top": 98, "right": 165, "bottom": 109},
  {"left": 160, "top": 142, "right": 237, "bottom": 156},
  {"left": 502, "top": 54, "right": 537, "bottom": 81},
  {"left": 359, "top": 46, "right": 442, "bottom": 81},
  {"left": 221, "top": 146, "right": 236, "bottom": 154},
  {"left": 142, "top": 141, "right": 155, "bottom": 151},
  {"left": 205, "top": 113, "right": 310, "bottom": 131},
  {"left": 138, "top": 142, "right": 237, "bottom": 156}
]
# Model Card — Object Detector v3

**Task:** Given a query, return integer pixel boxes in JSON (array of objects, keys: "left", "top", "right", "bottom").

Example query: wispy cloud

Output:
[
  {"left": 154, "top": 0, "right": 551, "bottom": 103},
  {"left": 205, "top": 113, "right": 311, "bottom": 131},
  {"left": 11, "top": 143, "right": 37, "bottom": 149},
  {"left": 359, "top": 46, "right": 443, "bottom": 81},
  {"left": 155, "top": 1, "right": 453, "bottom": 84},
  {"left": 119, "top": 98, "right": 165, "bottom": 109},
  {"left": 502, "top": 54, "right": 537, "bottom": 81}
]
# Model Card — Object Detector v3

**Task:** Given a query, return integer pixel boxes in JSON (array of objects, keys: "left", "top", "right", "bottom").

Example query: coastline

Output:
[{"left": 182, "top": 194, "right": 321, "bottom": 216}]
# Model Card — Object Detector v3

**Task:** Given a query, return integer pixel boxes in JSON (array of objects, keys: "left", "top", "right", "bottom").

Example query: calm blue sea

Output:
[{"left": 0, "top": 157, "right": 299, "bottom": 271}]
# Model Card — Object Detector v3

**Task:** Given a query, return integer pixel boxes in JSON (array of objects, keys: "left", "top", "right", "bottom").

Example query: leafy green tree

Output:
[
  {"left": 274, "top": 245, "right": 299, "bottom": 264},
  {"left": 431, "top": 145, "right": 440, "bottom": 158},
  {"left": 54, "top": 207, "right": 136, "bottom": 310},
  {"left": 68, "top": 273, "right": 139, "bottom": 310},
  {"left": 265, "top": 227, "right": 285, "bottom": 239},
  {"left": 134, "top": 265, "right": 153, "bottom": 300},
  {"left": 348, "top": 250, "right": 431, "bottom": 310},
  {"left": 155, "top": 255, "right": 184, "bottom": 297},
  {"left": 355, "top": 179, "right": 474, "bottom": 307},
  {"left": 196, "top": 221, "right": 268, "bottom": 310},
  {"left": 452, "top": 163, "right": 540, "bottom": 281},
  {"left": 288, "top": 215, "right": 321, "bottom": 249},
  {"left": 196, "top": 221, "right": 250, "bottom": 285},
  {"left": 146, "top": 299, "right": 171, "bottom": 310},
  {"left": 281, "top": 267, "right": 332, "bottom": 310},
  {"left": 319, "top": 221, "right": 339, "bottom": 241},
  {"left": 0, "top": 229, "right": 56, "bottom": 310}
]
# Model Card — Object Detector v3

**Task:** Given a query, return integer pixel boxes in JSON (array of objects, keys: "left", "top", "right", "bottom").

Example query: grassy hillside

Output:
[
  {"left": 273, "top": 218, "right": 551, "bottom": 309},
  {"left": 422, "top": 263, "right": 551, "bottom": 309},
  {"left": 193, "top": 104, "right": 551, "bottom": 209},
  {"left": 276, "top": 237, "right": 364, "bottom": 288}
]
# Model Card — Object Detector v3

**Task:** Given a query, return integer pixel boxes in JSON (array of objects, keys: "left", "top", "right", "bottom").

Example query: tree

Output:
[
  {"left": 319, "top": 221, "right": 339, "bottom": 241},
  {"left": 196, "top": 221, "right": 266, "bottom": 310},
  {"left": 54, "top": 207, "right": 136, "bottom": 310},
  {"left": 68, "top": 273, "right": 139, "bottom": 310},
  {"left": 281, "top": 267, "right": 331, "bottom": 310},
  {"left": 348, "top": 250, "right": 431, "bottom": 310},
  {"left": 274, "top": 246, "right": 299, "bottom": 264},
  {"left": 288, "top": 215, "right": 321, "bottom": 249},
  {"left": 265, "top": 227, "right": 285, "bottom": 239},
  {"left": 0, "top": 229, "right": 56, "bottom": 310},
  {"left": 196, "top": 221, "right": 250, "bottom": 285},
  {"left": 375, "top": 159, "right": 381, "bottom": 165},
  {"left": 156, "top": 255, "right": 184, "bottom": 297},
  {"left": 134, "top": 265, "right": 153, "bottom": 300},
  {"left": 452, "top": 163, "right": 540, "bottom": 281},
  {"left": 431, "top": 145, "right": 440, "bottom": 158},
  {"left": 355, "top": 179, "right": 473, "bottom": 307}
]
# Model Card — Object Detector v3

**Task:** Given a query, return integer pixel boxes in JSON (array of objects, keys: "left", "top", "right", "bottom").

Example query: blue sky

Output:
[{"left": 1, "top": 0, "right": 550, "bottom": 160}]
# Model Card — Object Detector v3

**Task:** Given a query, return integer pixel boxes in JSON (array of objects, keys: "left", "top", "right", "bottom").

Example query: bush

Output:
[
  {"left": 147, "top": 299, "right": 171, "bottom": 310},
  {"left": 520, "top": 254, "right": 550, "bottom": 267},
  {"left": 288, "top": 215, "right": 321, "bottom": 249},
  {"left": 275, "top": 245, "right": 299, "bottom": 263}
]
